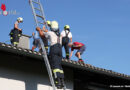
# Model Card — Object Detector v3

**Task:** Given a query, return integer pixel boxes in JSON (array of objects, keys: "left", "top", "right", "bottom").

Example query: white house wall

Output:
[{"left": 0, "top": 55, "right": 73, "bottom": 90}]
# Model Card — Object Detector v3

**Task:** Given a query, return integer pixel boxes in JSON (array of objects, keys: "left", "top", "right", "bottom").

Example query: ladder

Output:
[{"left": 29, "top": 0, "right": 66, "bottom": 90}]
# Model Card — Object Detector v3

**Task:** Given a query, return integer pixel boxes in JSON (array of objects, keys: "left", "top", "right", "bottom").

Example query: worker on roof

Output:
[
  {"left": 46, "top": 20, "right": 51, "bottom": 27},
  {"left": 68, "top": 42, "right": 86, "bottom": 63},
  {"left": 32, "top": 20, "right": 49, "bottom": 53},
  {"left": 40, "top": 20, "right": 52, "bottom": 53},
  {"left": 32, "top": 32, "right": 42, "bottom": 52},
  {"left": 36, "top": 21, "right": 65, "bottom": 89},
  {"left": 32, "top": 25, "right": 48, "bottom": 53},
  {"left": 42, "top": 20, "right": 51, "bottom": 31},
  {"left": 61, "top": 25, "right": 72, "bottom": 59},
  {"left": 9, "top": 17, "right": 23, "bottom": 46}
]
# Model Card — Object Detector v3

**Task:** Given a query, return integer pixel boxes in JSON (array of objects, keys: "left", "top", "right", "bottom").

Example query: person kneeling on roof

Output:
[
  {"left": 36, "top": 21, "right": 65, "bottom": 89},
  {"left": 9, "top": 17, "right": 23, "bottom": 46},
  {"left": 69, "top": 42, "right": 86, "bottom": 63}
]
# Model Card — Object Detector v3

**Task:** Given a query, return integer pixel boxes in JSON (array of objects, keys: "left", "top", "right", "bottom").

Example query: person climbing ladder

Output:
[{"left": 36, "top": 21, "right": 65, "bottom": 89}]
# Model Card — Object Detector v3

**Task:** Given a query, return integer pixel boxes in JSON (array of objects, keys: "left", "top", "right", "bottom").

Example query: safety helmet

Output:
[
  {"left": 64, "top": 25, "right": 70, "bottom": 30},
  {"left": 51, "top": 21, "right": 59, "bottom": 31},
  {"left": 46, "top": 20, "right": 51, "bottom": 26},
  {"left": 17, "top": 17, "right": 23, "bottom": 22}
]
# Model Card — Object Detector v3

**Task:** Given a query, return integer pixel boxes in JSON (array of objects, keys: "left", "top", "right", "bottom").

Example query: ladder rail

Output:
[
  {"left": 29, "top": 0, "right": 39, "bottom": 26},
  {"left": 38, "top": 0, "right": 49, "bottom": 29},
  {"left": 40, "top": 39, "right": 57, "bottom": 90}
]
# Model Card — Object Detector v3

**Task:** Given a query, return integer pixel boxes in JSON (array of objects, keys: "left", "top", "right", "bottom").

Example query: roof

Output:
[
  {"left": 0, "top": 42, "right": 130, "bottom": 80},
  {"left": 21, "top": 34, "right": 32, "bottom": 38}
]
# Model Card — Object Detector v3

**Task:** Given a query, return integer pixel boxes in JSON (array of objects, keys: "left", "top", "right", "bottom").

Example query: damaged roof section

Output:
[{"left": 0, "top": 42, "right": 130, "bottom": 80}]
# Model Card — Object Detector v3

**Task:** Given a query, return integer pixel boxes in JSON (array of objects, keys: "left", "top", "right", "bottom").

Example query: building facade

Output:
[{"left": 0, "top": 42, "right": 130, "bottom": 90}]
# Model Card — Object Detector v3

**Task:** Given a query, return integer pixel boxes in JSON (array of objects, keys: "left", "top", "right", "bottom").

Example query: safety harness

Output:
[{"left": 62, "top": 30, "right": 70, "bottom": 45}]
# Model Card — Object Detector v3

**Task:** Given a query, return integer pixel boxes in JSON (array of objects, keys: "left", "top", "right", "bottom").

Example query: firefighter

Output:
[
  {"left": 46, "top": 20, "right": 51, "bottom": 28},
  {"left": 69, "top": 42, "right": 86, "bottom": 63},
  {"left": 32, "top": 21, "right": 50, "bottom": 53},
  {"left": 43, "top": 20, "right": 51, "bottom": 31},
  {"left": 36, "top": 21, "right": 65, "bottom": 89},
  {"left": 40, "top": 20, "right": 52, "bottom": 54},
  {"left": 9, "top": 17, "right": 23, "bottom": 46},
  {"left": 61, "top": 25, "right": 72, "bottom": 59}
]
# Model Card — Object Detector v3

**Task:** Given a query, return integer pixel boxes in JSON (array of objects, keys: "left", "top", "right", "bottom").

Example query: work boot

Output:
[
  {"left": 13, "top": 44, "right": 18, "bottom": 47},
  {"left": 66, "top": 56, "right": 69, "bottom": 60},
  {"left": 55, "top": 78, "right": 62, "bottom": 89},
  {"left": 78, "top": 60, "right": 84, "bottom": 63}
]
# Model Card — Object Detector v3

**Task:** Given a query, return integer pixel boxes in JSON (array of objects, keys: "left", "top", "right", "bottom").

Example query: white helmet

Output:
[
  {"left": 51, "top": 21, "right": 59, "bottom": 31},
  {"left": 17, "top": 17, "right": 23, "bottom": 22}
]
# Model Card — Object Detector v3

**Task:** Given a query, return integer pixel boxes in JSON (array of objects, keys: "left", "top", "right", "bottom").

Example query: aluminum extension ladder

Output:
[{"left": 29, "top": 0, "right": 66, "bottom": 90}]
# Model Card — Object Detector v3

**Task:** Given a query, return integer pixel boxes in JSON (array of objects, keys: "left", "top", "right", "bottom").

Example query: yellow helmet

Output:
[
  {"left": 46, "top": 20, "right": 51, "bottom": 25},
  {"left": 64, "top": 25, "right": 70, "bottom": 30}
]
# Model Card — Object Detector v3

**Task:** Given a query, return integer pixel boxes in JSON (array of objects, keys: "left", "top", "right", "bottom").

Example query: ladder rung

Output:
[
  {"left": 36, "top": 14, "right": 44, "bottom": 19},
  {"left": 34, "top": 8, "right": 41, "bottom": 11},
  {"left": 32, "top": 1, "right": 40, "bottom": 4},
  {"left": 38, "top": 22, "right": 43, "bottom": 24}
]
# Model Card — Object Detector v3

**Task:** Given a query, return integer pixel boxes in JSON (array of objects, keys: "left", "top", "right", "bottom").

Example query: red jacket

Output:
[{"left": 71, "top": 42, "right": 84, "bottom": 51}]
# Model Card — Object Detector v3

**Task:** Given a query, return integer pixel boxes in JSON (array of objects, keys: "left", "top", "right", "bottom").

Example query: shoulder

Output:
[
  {"left": 15, "top": 21, "right": 18, "bottom": 24},
  {"left": 69, "top": 31, "right": 72, "bottom": 34},
  {"left": 46, "top": 31, "right": 54, "bottom": 35},
  {"left": 46, "top": 31, "right": 49, "bottom": 33},
  {"left": 61, "top": 30, "right": 65, "bottom": 33},
  {"left": 68, "top": 31, "right": 72, "bottom": 36}
]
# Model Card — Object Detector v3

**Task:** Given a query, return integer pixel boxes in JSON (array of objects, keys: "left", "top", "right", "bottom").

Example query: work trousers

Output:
[
  {"left": 49, "top": 43, "right": 64, "bottom": 79},
  {"left": 42, "top": 37, "right": 48, "bottom": 54},
  {"left": 10, "top": 29, "right": 21, "bottom": 46},
  {"left": 62, "top": 37, "right": 69, "bottom": 59}
]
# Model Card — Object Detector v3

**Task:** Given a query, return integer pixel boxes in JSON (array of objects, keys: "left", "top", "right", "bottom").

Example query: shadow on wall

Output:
[
  {"left": 0, "top": 51, "right": 73, "bottom": 90},
  {"left": 0, "top": 55, "right": 50, "bottom": 90}
]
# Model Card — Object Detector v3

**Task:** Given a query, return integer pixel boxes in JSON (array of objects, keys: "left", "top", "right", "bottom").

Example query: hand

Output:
[
  {"left": 32, "top": 32, "right": 35, "bottom": 36},
  {"left": 36, "top": 27, "right": 41, "bottom": 31},
  {"left": 19, "top": 29, "right": 22, "bottom": 31},
  {"left": 43, "top": 26, "right": 46, "bottom": 30}
]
